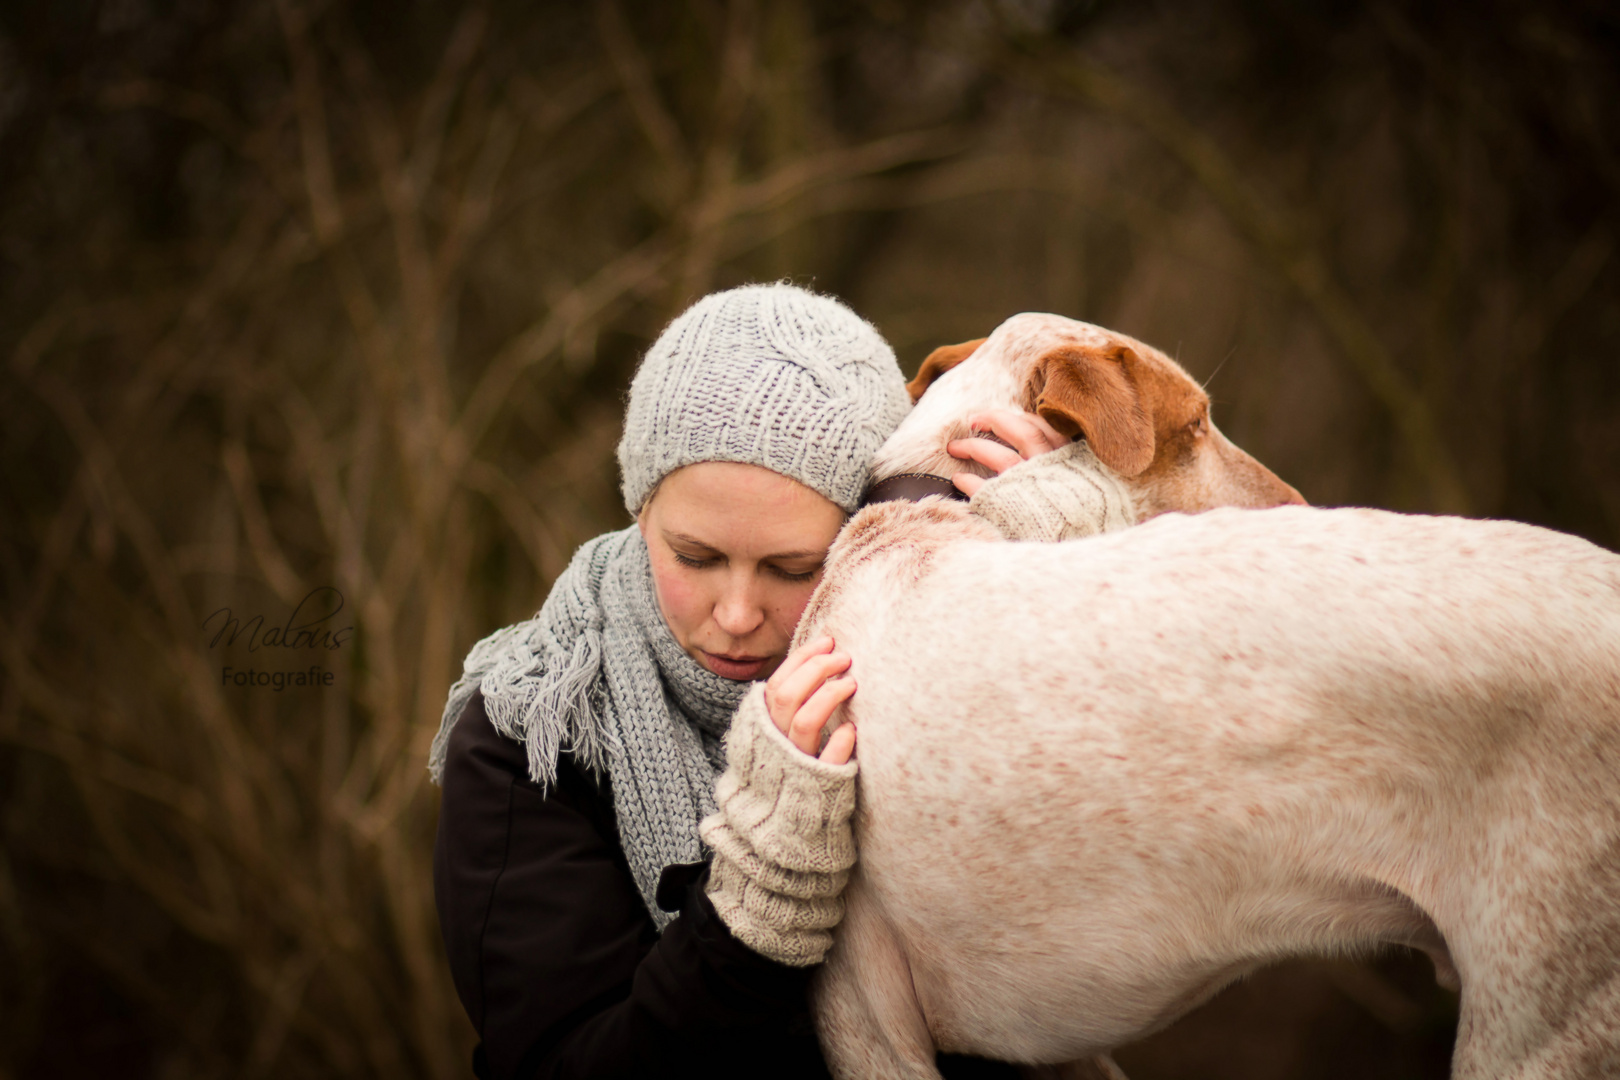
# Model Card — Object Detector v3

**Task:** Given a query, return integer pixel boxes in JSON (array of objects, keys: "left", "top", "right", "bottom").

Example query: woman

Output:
[{"left": 429, "top": 283, "right": 1082, "bottom": 1080}]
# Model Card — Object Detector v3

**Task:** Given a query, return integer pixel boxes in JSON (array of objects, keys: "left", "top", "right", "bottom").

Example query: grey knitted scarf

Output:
[{"left": 428, "top": 526, "right": 747, "bottom": 928}]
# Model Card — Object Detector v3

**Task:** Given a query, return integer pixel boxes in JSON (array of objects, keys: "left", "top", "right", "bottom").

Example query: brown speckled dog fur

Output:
[{"left": 800, "top": 314, "right": 1620, "bottom": 1080}]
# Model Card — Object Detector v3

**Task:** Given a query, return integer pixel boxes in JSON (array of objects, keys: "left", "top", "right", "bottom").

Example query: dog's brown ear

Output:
[
  {"left": 906, "top": 338, "right": 986, "bottom": 403},
  {"left": 1034, "top": 345, "right": 1155, "bottom": 477}
]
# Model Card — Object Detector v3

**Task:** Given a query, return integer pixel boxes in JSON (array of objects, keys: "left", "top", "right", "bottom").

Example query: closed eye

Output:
[{"left": 673, "top": 550, "right": 819, "bottom": 581}]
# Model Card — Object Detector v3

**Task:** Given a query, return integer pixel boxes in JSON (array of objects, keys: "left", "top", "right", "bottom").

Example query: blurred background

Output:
[{"left": 2, "top": 1, "right": 1615, "bottom": 1077}]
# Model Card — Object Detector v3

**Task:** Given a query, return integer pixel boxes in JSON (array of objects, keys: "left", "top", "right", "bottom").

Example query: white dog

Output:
[{"left": 800, "top": 315, "right": 1620, "bottom": 1080}]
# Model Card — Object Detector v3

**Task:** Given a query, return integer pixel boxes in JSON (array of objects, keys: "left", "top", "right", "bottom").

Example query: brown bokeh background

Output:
[{"left": 2, "top": 1, "right": 1615, "bottom": 1077}]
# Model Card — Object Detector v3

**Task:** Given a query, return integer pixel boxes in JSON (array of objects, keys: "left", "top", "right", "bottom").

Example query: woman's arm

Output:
[
  {"left": 433, "top": 692, "right": 831, "bottom": 1080},
  {"left": 949, "top": 408, "right": 1136, "bottom": 541}
]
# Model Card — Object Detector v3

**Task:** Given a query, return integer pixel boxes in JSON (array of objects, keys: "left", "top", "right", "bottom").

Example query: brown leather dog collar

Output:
[{"left": 859, "top": 472, "right": 968, "bottom": 508}]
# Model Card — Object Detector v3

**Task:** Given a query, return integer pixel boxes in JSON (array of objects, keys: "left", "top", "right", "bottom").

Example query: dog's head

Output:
[{"left": 876, "top": 313, "right": 1304, "bottom": 519}]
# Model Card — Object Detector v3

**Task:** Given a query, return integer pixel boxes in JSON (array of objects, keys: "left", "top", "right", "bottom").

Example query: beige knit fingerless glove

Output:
[
  {"left": 699, "top": 684, "right": 858, "bottom": 967},
  {"left": 969, "top": 440, "right": 1137, "bottom": 541}
]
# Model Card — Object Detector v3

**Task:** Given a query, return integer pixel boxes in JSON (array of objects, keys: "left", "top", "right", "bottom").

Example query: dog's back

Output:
[{"left": 807, "top": 503, "right": 1620, "bottom": 1080}]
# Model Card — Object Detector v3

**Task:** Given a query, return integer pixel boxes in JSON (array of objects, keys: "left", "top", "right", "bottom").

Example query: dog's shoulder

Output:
[
  {"left": 796, "top": 497, "right": 1001, "bottom": 643},
  {"left": 833, "top": 497, "right": 1001, "bottom": 566}
]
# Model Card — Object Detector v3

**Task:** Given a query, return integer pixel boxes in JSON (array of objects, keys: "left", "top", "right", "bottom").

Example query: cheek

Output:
[
  {"left": 650, "top": 559, "right": 712, "bottom": 644},
  {"left": 761, "top": 579, "right": 820, "bottom": 642},
  {"left": 1167, "top": 429, "right": 1200, "bottom": 469},
  {"left": 1137, "top": 437, "right": 1219, "bottom": 516}
]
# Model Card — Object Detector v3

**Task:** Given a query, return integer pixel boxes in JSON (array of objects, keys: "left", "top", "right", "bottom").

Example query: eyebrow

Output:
[{"left": 664, "top": 530, "right": 826, "bottom": 561}]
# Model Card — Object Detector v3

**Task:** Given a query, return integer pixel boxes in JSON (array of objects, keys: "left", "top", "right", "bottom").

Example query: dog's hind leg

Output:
[{"left": 813, "top": 882, "right": 941, "bottom": 1080}]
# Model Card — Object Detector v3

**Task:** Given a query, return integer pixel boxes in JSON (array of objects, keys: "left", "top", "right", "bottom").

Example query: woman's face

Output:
[{"left": 637, "top": 462, "right": 847, "bottom": 682}]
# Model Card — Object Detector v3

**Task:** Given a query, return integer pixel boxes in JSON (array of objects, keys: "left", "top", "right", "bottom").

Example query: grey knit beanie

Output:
[{"left": 617, "top": 283, "right": 910, "bottom": 514}]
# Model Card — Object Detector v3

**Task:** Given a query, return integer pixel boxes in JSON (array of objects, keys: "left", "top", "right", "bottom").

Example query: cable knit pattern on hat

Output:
[
  {"left": 968, "top": 440, "right": 1138, "bottom": 541},
  {"left": 617, "top": 283, "right": 910, "bottom": 514},
  {"left": 699, "top": 684, "right": 858, "bottom": 967}
]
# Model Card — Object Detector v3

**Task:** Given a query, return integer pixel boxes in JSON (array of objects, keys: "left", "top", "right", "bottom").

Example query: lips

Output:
[{"left": 701, "top": 650, "right": 770, "bottom": 681}]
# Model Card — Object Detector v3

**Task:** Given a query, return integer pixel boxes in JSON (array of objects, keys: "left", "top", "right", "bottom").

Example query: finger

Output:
[
  {"left": 952, "top": 471, "right": 986, "bottom": 497},
  {"left": 764, "top": 637, "right": 835, "bottom": 730},
  {"left": 969, "top": 408, "right": 1070, "bottom": 458},
  {"left": 947, "top": 436, "right": 1022, "bottom": 475},
  {"left": 768, "top": 651, "right": 852, "bottom": 734},
  {"left": 788, "top": 676, "right": 857, "bottom": 757},
  {"left": 774, "top": 635, "right": 834, "bottom": 676},
  {"left": 787, "top": 676, "right": 857, "bottom": 757},
  {"left": 1023, "top": 411, "right": 1070, "bottom": 449},
  {"left": 971, "top": 408, "right": 1049, "bottom": 458},
  {"left": 819, "top": 722, "right": 856, "bottom": 766}
]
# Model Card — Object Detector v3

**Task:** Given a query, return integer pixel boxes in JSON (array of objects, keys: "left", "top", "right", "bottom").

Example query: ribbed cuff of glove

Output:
[
  {"left": 969, "top": 440, "right": 1137, "bottom": 541},
  {"left": 700, "top": 684, "right": 858, "bottom": 967}
]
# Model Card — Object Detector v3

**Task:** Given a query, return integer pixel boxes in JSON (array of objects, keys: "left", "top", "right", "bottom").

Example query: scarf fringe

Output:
[
  {"left": 428, "top": 526, "right": 747, "bottom": 930},
  {"left": 526, "top": 630, "right": 615, "bottom": 784},
  {"left": 428, "top": 620, "right": 528, "bottom": 786}
]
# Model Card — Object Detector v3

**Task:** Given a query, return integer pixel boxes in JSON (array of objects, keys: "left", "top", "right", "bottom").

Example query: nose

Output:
[{"left": 713, "top": 576, "right": 766, "bottom": 638}]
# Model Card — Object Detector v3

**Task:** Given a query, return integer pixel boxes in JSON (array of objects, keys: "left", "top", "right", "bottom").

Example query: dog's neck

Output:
[
  {"left": 870, "top": 314, "right": 1097, "bottom": 486},
  {"left": 868, "top": 355, "right": 1029, "bottom": 486},
  {"left": 860, "top": 472, "right": 967, "bottom": 507}
]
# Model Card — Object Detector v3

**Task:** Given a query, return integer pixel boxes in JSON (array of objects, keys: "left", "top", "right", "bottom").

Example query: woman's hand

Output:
[
  {"left": 763, "top": 635, "right": 857, "bottom": 765},
  {"left": 945, "top": 407, "right": 1072, "bottom": 496},
  {"left": 704, "top": 635, "right": 860, "bottom": 966}
]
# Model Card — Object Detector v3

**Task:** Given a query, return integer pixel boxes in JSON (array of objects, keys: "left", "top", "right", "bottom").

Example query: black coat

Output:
[{"left": 433, "top": 690, "right": 1020, "bottom": 1080}]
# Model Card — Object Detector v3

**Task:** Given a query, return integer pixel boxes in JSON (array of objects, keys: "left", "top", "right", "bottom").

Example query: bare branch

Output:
[
  {"left": 408, "top": 6, "right": 489, "bottom": 198},
  {"left": 596, "top": 0, "right": 693, "bottom": 201},
  {"left": 454, "top": 232, "right": 675, "bottom": 458},
  {"left": 222, "top": 440, "right": 306, "bottom": 605},
  {"left": 278, "top": 0, "right": 345, "bottom": 245},
  {"left": 675, "top": 0, "right": 759, "bottom": 299},
  {"left": 999, "top": 38, "right": 1472, "bottom": 513}
]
